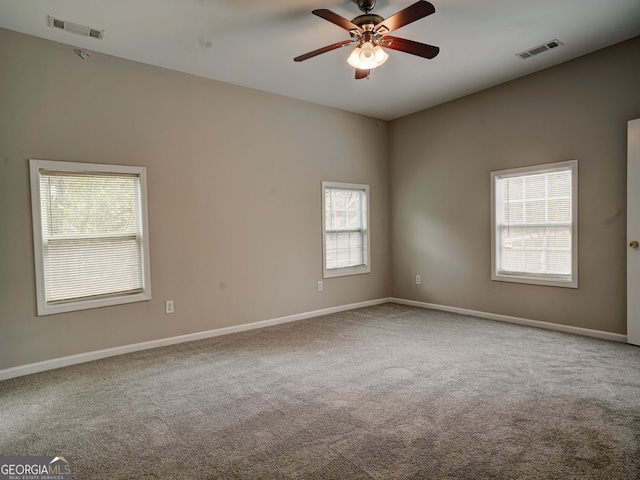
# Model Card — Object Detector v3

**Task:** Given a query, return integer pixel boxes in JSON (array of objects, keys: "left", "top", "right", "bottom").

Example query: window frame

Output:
[
  {"left": 322, "top": 181, "right": 371, "bottom": 279},
  {"left": 490, "top": 159, "right": 578, "bottom": 288},
  {"left": 29, "top": 159, "right": 152, "bottom": 316}
]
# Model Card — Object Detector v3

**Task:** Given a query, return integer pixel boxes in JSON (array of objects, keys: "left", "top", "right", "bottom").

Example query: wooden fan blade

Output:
[
  {"left": 294, "top": 39, "right": 357, "bottom": 62},
  {"left": 355, "top": 69, "right": 370, "bottom": 79},
  {"left": 312, "top": 9, "right": 363, "bottom": 33},
  {"left": 374, "top": 1, "right": 435, "bottom": 34},
  {"left": 381, "top": 36, "right": 440, "bottom": 59}
]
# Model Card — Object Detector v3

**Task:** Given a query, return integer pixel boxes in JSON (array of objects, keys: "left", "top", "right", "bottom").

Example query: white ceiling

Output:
[{"left": 1, "top": 0, "right": 639, "bottom": 120}]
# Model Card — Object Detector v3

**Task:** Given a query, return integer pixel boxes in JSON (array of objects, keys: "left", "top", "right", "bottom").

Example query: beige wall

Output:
[
  {"left": 0, "top": 28, "right": 390, "bottom": 370},
  {"left": 390, "top": 36, "right": 640, "bottom": 334},
  {"left": 2, "top": 27, "right": 638, "bottom": 373}
]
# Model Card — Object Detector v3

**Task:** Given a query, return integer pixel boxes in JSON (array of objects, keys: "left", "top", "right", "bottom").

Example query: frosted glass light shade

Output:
[{"left": 347, "top": 42, "right": 389, "bottom": 69}]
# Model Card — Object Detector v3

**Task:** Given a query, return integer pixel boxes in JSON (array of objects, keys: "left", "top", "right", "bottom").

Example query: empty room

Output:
[{"left": 1, "top": 0, "right": 639, "bottom": 478}]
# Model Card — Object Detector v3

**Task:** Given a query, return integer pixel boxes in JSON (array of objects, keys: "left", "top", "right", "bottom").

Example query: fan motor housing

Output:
[{"left": 352, "top": 14, "right": 384, "bottom": 29}]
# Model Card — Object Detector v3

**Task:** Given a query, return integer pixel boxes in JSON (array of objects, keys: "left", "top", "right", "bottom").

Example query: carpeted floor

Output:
[{"left": 1, "top": 303, "right": 639, "bottom": 479}]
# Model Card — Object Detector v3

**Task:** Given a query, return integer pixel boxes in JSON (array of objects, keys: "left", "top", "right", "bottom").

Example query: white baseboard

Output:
[
  {"left": 2, "top": 297, "right": 627, "bottom": 381},
  {"left": 0, "top": 298, "right": 391, "bottom": 382},
  {"left": 390, "top": 297, "right": 627, "bottom": 343}
]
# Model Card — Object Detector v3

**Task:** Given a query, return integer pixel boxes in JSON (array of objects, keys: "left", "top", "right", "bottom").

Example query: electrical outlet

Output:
[
  {"left": 317, "top": 280, "right": 323, "bottom": 292},
  {"left": 416, "top": 275, "right": 421, "bottom": 285},
  {"left": 165, "top": 300, "right": 174, "bottom": 314}
]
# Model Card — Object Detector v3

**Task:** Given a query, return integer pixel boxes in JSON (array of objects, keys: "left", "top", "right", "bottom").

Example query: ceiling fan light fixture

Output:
[
  {"left": 347, "top": 42, "right": 388, "bottom": 69},
  {"left": 295, "top": 1, "right": 439, "bottom": 79},
  {"left": 359, "top": 41, "right": 377, "bottom": 66},
  {"left": 374, "top": 45, "right": 389, "bottom": 64},
  {"left": 347, "top": 46, "right": 363, "bottom": 68}
]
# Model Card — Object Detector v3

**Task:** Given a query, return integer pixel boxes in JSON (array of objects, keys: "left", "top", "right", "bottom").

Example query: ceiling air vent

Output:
[
  {"left": 516, "top": 39, "right": 562, "bottom": 60},
  {"left": 47, "top": 15, "right": 104, "bottom": 40}
]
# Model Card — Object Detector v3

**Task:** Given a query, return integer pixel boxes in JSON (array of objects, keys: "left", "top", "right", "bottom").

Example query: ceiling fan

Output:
[{"left": 294, "top": 0, "right": 440, "bottom": 80}]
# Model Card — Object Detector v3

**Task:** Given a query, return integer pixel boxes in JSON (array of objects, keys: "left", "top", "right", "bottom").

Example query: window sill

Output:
[
  {"left": 323, "top": 265, "right": 371, "bottom": 279},
  {"left": 37, "top": 291, "right": 152, "bottom": 316},
  {"left": 492, "top": 272, "right": 577, "bottom": 289}
]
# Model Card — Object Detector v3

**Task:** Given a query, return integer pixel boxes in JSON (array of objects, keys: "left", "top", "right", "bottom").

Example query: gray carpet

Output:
[{"left": 1, "top": 303, "right": 639, "bottom": 479}]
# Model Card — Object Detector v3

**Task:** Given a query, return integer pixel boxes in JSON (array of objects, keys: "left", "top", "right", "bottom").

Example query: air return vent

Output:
[
  {"left": 47, "top": 15, "right": 104, "bottom": 40},
  {"left": 516, "top": 39, "right": 562, "bottom": 59}
]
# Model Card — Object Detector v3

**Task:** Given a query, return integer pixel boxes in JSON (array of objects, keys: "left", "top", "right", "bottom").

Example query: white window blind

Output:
[
  {"left": 322, "top": 182, "right": 370, "bottom": 278},
  {"left": 30, "top": 160, "right": 152, "bottom": 315},
  {"left": 491, "top": 160, "right": 577, "bottom": 288}
]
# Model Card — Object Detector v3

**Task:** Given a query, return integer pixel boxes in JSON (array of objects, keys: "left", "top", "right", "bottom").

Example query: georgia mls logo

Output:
[{"left": 0, "top": 455, "right": 73, "bottom": 480}]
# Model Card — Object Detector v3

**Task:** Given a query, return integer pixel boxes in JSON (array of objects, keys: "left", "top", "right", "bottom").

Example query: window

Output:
[
  {"left": 30, "top": 159, "right": 152, "bottom": 315},
  {"left": 491, "top": 160, "right": 577, "bottom": 288},
  {"left": 322, "top": 181, "right": 370, "bottom": 278}
]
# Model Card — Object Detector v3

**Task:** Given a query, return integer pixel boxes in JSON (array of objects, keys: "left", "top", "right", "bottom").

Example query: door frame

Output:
[{"left": 627, "top": 118, "right": 640, "bottom": 346}]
